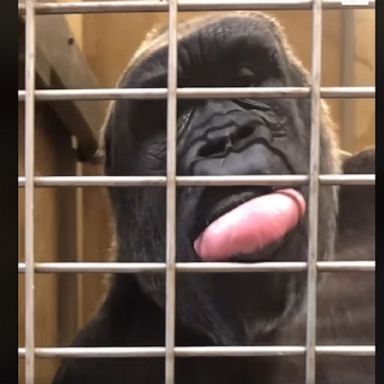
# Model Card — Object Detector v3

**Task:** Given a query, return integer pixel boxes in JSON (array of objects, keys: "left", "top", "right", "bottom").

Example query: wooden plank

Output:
[
  {"left": 19, "top": 7, "right": 106, "bottom": 160},
  {"left": 18, "top": 101, "right": 80, "bottom": 384}
]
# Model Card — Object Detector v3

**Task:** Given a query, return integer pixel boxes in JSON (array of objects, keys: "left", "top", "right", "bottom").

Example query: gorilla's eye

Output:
[{"left": 234, "top": 67, "right": 256, "bottom": 86}]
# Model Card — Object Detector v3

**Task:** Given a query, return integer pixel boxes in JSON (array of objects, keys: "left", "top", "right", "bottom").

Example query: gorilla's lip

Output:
[
  {"left": 204, "top": 188, "right": 272, "bottom": 230},
  {"left": 191, "top": 186, "right": 272, "bottom": 243},
  {"left": 199, "top": 186, "right": 297, "bottom": 230},
  {"left": 190, "top": 185, "right": 284, "bottom": 261},
  {"left": 191, "top": 187, "right": 305, "bottom": 262},
  {"left": 230, "top": 238, "right": 284, "bottom": 263}
]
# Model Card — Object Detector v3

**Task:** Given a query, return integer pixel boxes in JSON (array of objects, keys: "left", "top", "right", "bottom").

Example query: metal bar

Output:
[
  {"left": 176, "top": 345, "right": 375, "bottom": 357},
  {"left": 17, "top": 176, "right": 167, "bottom": 187},
  {"left": 306, "top": 0, "right": 322, "bottom": 382},
  {"left": 322, "top": 86, "right": 375, "bottom": 98},
  {"left": 165, "top": 0, "right": 178, "bottom": 382},
  {"left": 18, "top": 345, "right": 375, "bottom": 358},
  {"left": 17, "top": 86, "right": 376, "bottom": 101},
  {"left": 315, "top": 346, "right": 375, "bottom": 356},
  {"left": 340, "top": 10, "right": 356, "bottom": 150},
  {"left": 19, "top": 347, "right": 166, "bottom": 358},
  {"left": 318, "top": 174, "right": 375, "bottom": 185},
  {"left": 18, "top": 0, "right": 376, "bottom": 15},
  {"left": 18, "top": 262, "right": 165, "bottom": 273},
  {"left": 17, "top": 174, "right": 376, "bottom": 187},
  {"left": 24, "top": 1, "right": 36, "bottom": 383},
  {"left": 17, "top": 261, "right": 376, "bottom": 274}
]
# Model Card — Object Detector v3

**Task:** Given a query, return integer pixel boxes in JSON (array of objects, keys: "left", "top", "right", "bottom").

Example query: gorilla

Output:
[{"left": 53, "top": 12, "right": 374, "bottom": 384}]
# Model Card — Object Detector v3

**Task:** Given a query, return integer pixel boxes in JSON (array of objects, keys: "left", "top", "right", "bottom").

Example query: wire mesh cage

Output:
[{"left": 18, "top": 1, "right": 375, "bottom": 384}]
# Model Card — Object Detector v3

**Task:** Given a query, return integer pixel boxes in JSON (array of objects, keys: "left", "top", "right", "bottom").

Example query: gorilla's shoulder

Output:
[
  {"left": 342, "top": 147, "right": 375, "bottom": 174},
  {"left": 337, "top": 147, "right": 375, "bottom": 259}
]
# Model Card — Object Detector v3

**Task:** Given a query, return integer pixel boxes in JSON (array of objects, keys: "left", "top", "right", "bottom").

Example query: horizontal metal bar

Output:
[
  {"left": 18, "top": 345, "right": 375, "bottom": 358},
  {"left": 314, "top": 261, "right": 375, "bottom": 272},
  {"left": 318, "top": 174, "right": 375, "bottom": 185},
  {"left": 17, "top": 175, "right": 375, "bottom": 187},
  {"left": 17, "top": 87, "right": 375, "bottom": 101},
  {"left": 18, "top": 262, "right": 165, "bottom": 273},
  {"left": 18, "top": 0, "right": 376, "bottom": 15},
  {"left": 178, "top": 345, "right": 375, "bottom": 357},
  {"left": 17, "top": 261, "right": 375, "bottom": 273},
  {"left": 315, "top": 345, "right": 375, "bottom": 356},
  {"left": 18, "top": 347, "right": 165, "bottom": 358},
  {"left": 20, "top": 176, "right": 167, "bottom": 187}
]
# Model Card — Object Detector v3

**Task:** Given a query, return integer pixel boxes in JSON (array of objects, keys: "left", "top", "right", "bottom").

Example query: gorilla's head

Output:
[{"left": 103, "top": 12, "right": 340, "bottom": 345}]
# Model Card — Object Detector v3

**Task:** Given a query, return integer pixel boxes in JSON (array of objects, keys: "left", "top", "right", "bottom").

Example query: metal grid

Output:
[{"left": 19, "top": 1, "right": 376, "bottom": 384}]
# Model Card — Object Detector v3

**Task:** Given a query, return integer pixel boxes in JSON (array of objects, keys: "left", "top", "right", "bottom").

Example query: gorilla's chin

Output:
[{"left": 169, "top": 182, "right": 309, "bottom": 343}]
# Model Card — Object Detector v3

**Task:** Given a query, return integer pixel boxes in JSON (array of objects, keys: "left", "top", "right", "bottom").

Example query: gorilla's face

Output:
[{"left": 104, "top": 12, "right": 339, "bottom": 345}]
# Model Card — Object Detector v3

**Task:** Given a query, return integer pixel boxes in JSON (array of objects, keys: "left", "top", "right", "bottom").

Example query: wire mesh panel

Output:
[{"left": 19, "top": 1, "right": 375, "bottom": 384}]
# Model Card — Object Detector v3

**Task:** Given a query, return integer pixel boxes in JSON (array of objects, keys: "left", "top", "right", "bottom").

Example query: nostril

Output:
[
  {"left": 198, "top": 137, "right": 228, "bottom": 158},
  {"left": 232, "top": 125, "right": 254, "bottom": 144},
  {"left": 198, "top": 126, "right": 255, "bottom": 158}
]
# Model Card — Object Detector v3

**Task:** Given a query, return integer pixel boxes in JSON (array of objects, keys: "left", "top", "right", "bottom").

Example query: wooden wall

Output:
[
  {"left": 350, "top": 10, "right": 375, "bottom": 152},
  {"left": 18, "top": 100, "right": 79, "bottom": 383}
]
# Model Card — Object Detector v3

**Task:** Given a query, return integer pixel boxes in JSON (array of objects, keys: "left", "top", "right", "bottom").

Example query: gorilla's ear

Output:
[{"left": 336, "top": 147, "right": 375, "bottom": 260}]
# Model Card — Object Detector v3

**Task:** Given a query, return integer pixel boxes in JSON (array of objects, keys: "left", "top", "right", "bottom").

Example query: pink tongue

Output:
[{"left": 194, "top": 188, "right": 305, "bottom": 261}]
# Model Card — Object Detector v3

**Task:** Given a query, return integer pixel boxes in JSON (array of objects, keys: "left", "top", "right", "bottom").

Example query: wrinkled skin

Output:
[{"left": 53, "top": 12, "right": 374, "bottom": 384}]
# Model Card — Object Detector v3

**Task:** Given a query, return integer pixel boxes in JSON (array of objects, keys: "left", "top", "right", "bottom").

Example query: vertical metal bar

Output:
[
  {"left": 165, "top": 0, "right": 178, "bottom": 383},
  {"left": 340, "top": 10, "right": 355, "bottom": 151},
  {"left": 306, "top": 0, "right": 323, "bottom": 383},
  {"left": 74, "top": 137, "right": 84, "bottom": 328},
  {"left": 24, "top": 0, "right": 37, "bottom": 383}
]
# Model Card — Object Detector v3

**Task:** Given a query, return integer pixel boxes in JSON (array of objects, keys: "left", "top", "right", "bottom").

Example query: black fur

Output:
[{"left": 53, "top": 12, "right": 374, "bottom": 384}]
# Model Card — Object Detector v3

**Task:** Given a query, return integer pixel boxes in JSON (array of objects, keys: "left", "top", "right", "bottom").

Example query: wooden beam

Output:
[{"left": 19, "top": 8, "right": 106, "bottom": 161}]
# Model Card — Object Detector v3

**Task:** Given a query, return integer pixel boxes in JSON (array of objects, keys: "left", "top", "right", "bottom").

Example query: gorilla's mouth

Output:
[{"left": 193, "top": 187, "right": 305, "bottom": 261}]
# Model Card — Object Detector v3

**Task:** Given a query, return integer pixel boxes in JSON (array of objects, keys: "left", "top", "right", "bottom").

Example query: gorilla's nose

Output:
[{"left": 179, "top": 100, "right": 290, "bottom": 176}]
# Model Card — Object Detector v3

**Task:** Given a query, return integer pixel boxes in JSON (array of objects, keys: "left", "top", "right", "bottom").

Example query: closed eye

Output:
[{"left": 234, "top": 67, "right": 256, "bottom": 87}]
